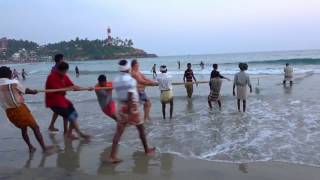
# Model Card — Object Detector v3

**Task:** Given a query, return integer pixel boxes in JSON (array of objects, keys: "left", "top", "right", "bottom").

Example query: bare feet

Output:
[
  {"left": 80, "top": 133, "right": 91, "bottom": 140},
  {"left": 107, "top": 157, "right": 123, "bottom": 164},
  {"left": 67, "top": 133, "right": 79, "bottom": 140},
  {"left": 29, "top": 146, "right": 36, "bottom": 153},
  {"left": 146, "top": 147, "right": 156, "bottom": 156},
  {"left": 48, "top": 127, "right": 59, "bottom": 132},
  {"left": 43, "top": 145, "right": 57, "bottom": 155}
]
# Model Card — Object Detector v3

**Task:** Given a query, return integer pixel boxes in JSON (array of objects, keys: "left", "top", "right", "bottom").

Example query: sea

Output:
[{"left": 2, "top": 49, "right": 320, "bottom": 168}]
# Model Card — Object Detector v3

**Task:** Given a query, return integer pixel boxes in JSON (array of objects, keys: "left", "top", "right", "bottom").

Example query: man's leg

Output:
[
  {"left": 283, "top": 80, "right": 286, "bottom": 85},
  {"left": 63, "top": 118, "right": 68, "bottom": 135},
  {"left": 21, "top": 127, "right": 36, "bottom": 153},
  {"left": 48, "top": 112, "right": 59, "bottom": 132},
  {"left": 290, "top": 81, "right": 293, "bottom": 86},
  {"left": 136, "top": 124, "right": 155, "bottom": 155},
  {"left": 218, "top": 100, "right": 222, "bottom": 111},
  {"left": 243, "top": 100, "right": 246, "bottom": 112},
  {"left": 162, "top": 102, "right": 166, "bottom": 119},
  {"left": 237, "top": 99, "right": 241, "bottom": 112},
  {"left": 109, "top": 123, "right": 126, "bottom": 163},
  {"left": 70, "top": 121, "right": 90, "bottom": 139},
  {"left": 144, "top": 100, "right": 152, "bottom": 121},
  {"left": 170, "top": 100, "right": 174, "bottom": 119},
  {"left": 30, "top": 124, "right": 54, "bottom": 152},
  {"left": 208, "top": 100, "right": 212, "bottom": 109}
]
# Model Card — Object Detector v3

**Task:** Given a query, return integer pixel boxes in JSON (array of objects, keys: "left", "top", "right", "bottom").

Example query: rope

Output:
[{"left": 37, "top": 81, "right": 210, "bottom": 93}]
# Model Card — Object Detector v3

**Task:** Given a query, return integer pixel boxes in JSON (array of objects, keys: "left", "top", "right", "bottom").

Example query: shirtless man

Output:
[{"left": 131, "top": 59, "right": 157, "bottom": 121}]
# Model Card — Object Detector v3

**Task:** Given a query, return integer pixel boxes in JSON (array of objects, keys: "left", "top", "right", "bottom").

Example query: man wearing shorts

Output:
[
  {"left": 131, "top": 59, "right": 157, "bottom": 121},
  {"left": 108, "top": 59, "right": 155, "bottom": 163},
  {"left": 45, "top": 62, "right": 90, "bottom": 140},
  {"left": 95, "top": 74, "right": 117, "bottom": 121}
]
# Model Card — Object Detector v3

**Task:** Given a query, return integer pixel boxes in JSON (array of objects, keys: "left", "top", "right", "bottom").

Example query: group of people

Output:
[{"left": 0, "top": 53, "right": 294, "bottom": 163}]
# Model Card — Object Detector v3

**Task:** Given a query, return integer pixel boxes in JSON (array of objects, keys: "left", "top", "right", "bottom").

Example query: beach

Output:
[{"left": 1, "top": 51, "right": 320, "bottom": 179}]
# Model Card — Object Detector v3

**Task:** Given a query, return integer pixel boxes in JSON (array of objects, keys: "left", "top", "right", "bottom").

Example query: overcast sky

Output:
[{"left": 1, "top": 0, "right": 320, "bottom": 56}]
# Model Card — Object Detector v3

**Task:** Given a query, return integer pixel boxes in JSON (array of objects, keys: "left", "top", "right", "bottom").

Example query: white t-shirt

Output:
[
  {"left": 0, "top": 78, "right": 26, "bottom": 109},
  {"left": 284, "top": 66, "right": 293, "bottom": 78},
  {"left": 113, "top": 73, "right": 139, "bottom": 102},
  {"left": 156, "top": 73, "right": 173, "bottom": 91}
]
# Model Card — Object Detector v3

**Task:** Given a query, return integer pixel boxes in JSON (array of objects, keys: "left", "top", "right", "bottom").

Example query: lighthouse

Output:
[{"left": 107, "top": 27, "right": 112, "bottom": 46}]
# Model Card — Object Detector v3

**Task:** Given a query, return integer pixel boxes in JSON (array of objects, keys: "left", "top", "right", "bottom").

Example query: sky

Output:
[{"left": 1, "top": 0, "right": 320, "bottom": 56}]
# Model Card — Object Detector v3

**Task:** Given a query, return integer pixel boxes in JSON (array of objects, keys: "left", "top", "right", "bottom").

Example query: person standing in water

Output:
[
  {"left": 283, "top": 63, "right": 293, "bottom": 86},
  {"left": 178, "top": 61, "right": 181, "bottom": 70},
  {"left": 21, "top": 69, "right": 28, "bottom": 81},
  {"left": 95, "top": 74, "right": 117, "bottom": 121},
  {"left": 48, "top": 54, "right": 65, "bottom": 132},
  {"left": 200, "top": 61, "right": 205, "bottom": 70},
  {"left": 109, "top": 59, "right": 155, "bottom": 163},
  {"left": 233, "top": 63, "right": 252, "bottom": 112},
  {"left": 131, "top": 59, "right": 157, "bottom": 121},
  {"left": 75, "top": 66, "right": 80, "bottom": 78},
  {"left": 208, "top": 64, "right": 230, "bottom": 110},
  {"left": 152, "top": 64, "right": 157, "bottom": 78},
  {"left": 156, "top": 65, "right": 174, "bottom": 119},
  {"left": 183, "top": 63, "right": 198, "bottom": 98},
  {"left": 12, "top": 69, "right": 19, "bottom": 80}
]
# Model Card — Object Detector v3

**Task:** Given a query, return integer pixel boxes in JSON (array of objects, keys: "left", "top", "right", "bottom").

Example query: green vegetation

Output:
[{"left": 1, "top": 37, "right": 156, "bottom": 60}]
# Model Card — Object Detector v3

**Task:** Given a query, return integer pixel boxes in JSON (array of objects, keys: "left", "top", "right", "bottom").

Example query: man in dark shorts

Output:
[
  {"left": 48, "top": 54, "right": 65, "bottom": 132},
  {"left": 183, "top": 63, "right": 198, "bottom": 98},
  {"left": 45, "top": 62, "right": 90, "bottom": 140}
]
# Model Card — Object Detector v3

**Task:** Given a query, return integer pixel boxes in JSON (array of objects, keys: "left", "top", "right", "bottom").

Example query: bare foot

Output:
[
  {"left": 29, "top": 146, "right": 36, "bottom": 153},
  {"left": 43, "top": 145, "right": 57, "bottom": 155},
  {"left": 67, "top": 134, "right": 79, "bottom": 140},
  {"left": 146, "top": 147, "right": 156, "bottom": 156},
  {"left": 48, "top": 127, "right": 59, "bottom": 132},
  {"left": 107, "top": 157, "right": 123, "bottom": 164},
  {"left": 80, "top": 133, "right": 91, "bottom": 140}
]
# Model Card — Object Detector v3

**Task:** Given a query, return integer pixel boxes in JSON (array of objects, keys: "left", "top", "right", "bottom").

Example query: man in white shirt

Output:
[
  {"left": 156, "top": 65, "right": 173, "bottom": 119},
  {"left": 283, "top": 63, "right": 293, "bottom": 86},
  {"left": 108, "top": 59, "right": 155, "bottom": 163}
]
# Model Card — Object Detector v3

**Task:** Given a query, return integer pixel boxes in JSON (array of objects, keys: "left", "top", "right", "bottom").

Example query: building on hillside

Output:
[
  {"left": 0, "top": 37, "right": 8, "bottom": 52},
  {"left": 107, "top": 27, "right": 113, "bottom": 46}
]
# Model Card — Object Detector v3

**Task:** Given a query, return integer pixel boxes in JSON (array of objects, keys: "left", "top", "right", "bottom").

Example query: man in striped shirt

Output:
[{"left": 183, "top": 63, "right": 198, "bottom": 98}]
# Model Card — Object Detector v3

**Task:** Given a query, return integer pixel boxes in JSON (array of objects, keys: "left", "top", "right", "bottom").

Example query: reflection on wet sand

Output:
[
  {"left": 238, "top": 163, "right": 248, "bottom": 174},
  {"left": 283, "top": 84, "right": 292, "bottom": 94},
  {"left": 97, "top": 146, "right": 118, "bottom": 175}
]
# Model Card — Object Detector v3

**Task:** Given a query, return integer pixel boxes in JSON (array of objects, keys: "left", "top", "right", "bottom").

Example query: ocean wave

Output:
[{"left": 244, "top": 58, "right": 320, "bottom": 65}]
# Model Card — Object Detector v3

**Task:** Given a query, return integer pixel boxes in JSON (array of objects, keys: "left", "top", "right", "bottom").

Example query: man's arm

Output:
[
  {"left": 233, "top": 75, "right": 236, "bottom": 96},
  {"left": 183, "top": 72, "right": 186, "bottom": 83},
  {"left": 25, "top": 88, "right": 38, "bottom": 95},
  {"left": 192, "top": 73, "right": 198, "bottom": 86}
]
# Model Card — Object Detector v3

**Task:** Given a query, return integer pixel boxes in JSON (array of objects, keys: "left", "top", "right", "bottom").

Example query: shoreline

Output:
[{"left": 0, "top": 154, "right": 319, "bottom": 180}]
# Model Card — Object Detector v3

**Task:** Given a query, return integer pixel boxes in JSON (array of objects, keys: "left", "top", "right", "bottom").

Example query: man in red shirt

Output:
[{"left": 45, "top": 62, "right": 90, "bottom": 140}]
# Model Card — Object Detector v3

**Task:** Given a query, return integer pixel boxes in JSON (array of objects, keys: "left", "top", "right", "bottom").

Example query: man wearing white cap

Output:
[
  {"left": 156, "top": 65, "right": 174, "bottom": 119},
  {"left": 109, "top": 59, "right": 155, "bottom": 163}
]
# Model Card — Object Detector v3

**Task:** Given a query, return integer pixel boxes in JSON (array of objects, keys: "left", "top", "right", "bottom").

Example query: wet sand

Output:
[
  {"left": 1, "top": 72, "right": 320, "bottom": 179},
  {"left": 0, "top": 152, "right": 319, "bottom": 180}
]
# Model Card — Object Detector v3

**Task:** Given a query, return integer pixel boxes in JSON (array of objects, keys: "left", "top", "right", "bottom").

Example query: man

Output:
[
  {"left": 131, "top": 59, "right": 157, "bottom": 121},
  {"left": 183, "top": 63, "right": 198, "bottom": 98},
  {"left": 75, "top": 66, "right": 80, "bottom": 78},
  {"left": 109, "top": 59, "right": 155, "bottom": 163},
  {"left": 0, "top": 66, "right": 54, "bottom": 153},
  {"left": 152, "top": 64, "right": 157, "bottom": 78},
  {"left": 283, "top": 63, "right": 293, "bottom": 86},
  {"left": 95, "top": 74, "right": 117, "bottom": 121},
  {"left": 208, "top": 64, "right": 230, "bottom": 110},
  {"left": 156, "top": 65, "right": 173, "bottom": 119},
  {"left": 233, "top": 63, "right": 252, "bottom": 112},
  {"left": 48, "top": 54, "right": 65, "bottom": 132},
  {"left": 45, "top": 62, "right": 90, "bottom": 139}
]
